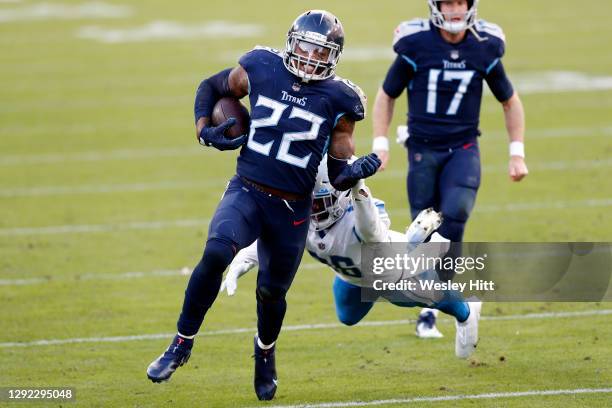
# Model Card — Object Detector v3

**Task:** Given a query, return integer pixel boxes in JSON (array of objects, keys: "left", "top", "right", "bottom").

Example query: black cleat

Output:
[
  {"left": 253, "top": 336, "right": 277, "bottom": 401},
  {"left": 147, "top": 335, "right": 193, "bottom": 383}
]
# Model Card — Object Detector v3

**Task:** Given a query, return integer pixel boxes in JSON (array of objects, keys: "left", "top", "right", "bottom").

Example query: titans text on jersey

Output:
[
  {"left": 237, "top": 46, "right": 366, "bottom": 195},
  {"left": 383, "top": 18, "right": 514, "bottom": 149}
]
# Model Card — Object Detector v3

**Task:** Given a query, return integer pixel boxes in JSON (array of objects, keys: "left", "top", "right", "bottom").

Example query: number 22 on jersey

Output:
[{"left": 247, "top": 95, "right": 325, "bottom": 169}]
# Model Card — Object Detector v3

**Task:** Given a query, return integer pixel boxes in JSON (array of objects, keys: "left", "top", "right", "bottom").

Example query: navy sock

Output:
[{"left": 256, "top": 286, "right": 287, "bottom": 346}]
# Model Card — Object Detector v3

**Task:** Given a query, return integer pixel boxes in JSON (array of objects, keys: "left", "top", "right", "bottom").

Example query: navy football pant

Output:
[
  {"left": 406, "top": 141, "right": 481, "bottom": 242},
  {"left": 332, "top": 276, "right": 469, "bottom": 325},
  {"left": 178, "top": 176, "right": 311, "bottom": 345}
]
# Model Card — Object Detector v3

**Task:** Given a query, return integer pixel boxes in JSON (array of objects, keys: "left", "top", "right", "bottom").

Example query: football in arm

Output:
[{"left": 211, "top": 97, "right": 250, "bottom": 139}]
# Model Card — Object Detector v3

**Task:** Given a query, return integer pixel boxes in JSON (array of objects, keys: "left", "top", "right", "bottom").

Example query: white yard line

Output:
[
  {"left": 2, "top": 159, "right": 611, "bottom": 198},
  {"left": 257, "top": 388, "right": 612, "bottom": 408},
  {"left": 1, "top": 125, "right": 609, "bottom": 167},
  {"left": 485, "top": 125, "right": 612, "bottom": 139},
  {"left": 385, "top": 198, "right": 612, "bottom": 216},
  {"left": 476, "top": 198, "right": 612, "bottom": 213},
  {"left": 513, "top": 71, "right": 612, "bottom": 94},
  {"left": 378, "top": 159, "right": 612, "bottom": 180},
  {"left": 0, "top": 2, "right": 131, "bottom": 23},
  {"left": 77, "top": 20, "right": 263, "bottom": 43},
  {"left": 0, "top": 263, "right": 322, "bottom": 286},
  {"left": 0, "top": 309, "right": 609, "bottom": 348},
  {"left": 0, "top": 146, "right": 203, "bottom": 166},
  {"left": 0, "top": 180, "right": 222, "bottom": 197},
  {"left": 3, "top": 197, "right": 609, "bottom": 237},
  {"left": 0, "top": 269, "right": 184, "bottom": 286},
  {"left": 0, "top": 218, "right": 210, "bottom": 236}
]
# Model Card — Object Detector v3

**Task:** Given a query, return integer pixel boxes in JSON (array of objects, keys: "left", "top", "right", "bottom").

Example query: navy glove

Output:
[
  {"left": 198, "top": 118, "right": 247, "bottom": 151},
  {"left": 348, "top": 153, "right": 382, "bottom": 179},
  {"left": 328, "top": 153, "right": 382, "bottom": 191}
]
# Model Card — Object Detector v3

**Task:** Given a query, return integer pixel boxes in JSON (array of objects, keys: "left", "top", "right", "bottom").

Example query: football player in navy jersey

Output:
[
  {"left": 371, "top": 0, "right": 528, "bottom": 337},
  {"left": 146, "top": 10, "right": 381, "bottom": 400}
]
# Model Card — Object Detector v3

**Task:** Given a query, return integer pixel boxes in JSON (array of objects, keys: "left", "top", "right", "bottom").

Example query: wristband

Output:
[
  {"left": 509, "top": 141, "right": 525, "bottom": 158},
  {"left": 372, "top": 136, "right": 389, "bottom": 152}
]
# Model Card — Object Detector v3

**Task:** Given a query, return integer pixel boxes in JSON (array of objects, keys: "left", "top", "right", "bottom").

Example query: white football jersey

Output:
[
  {"left": 306, "top": 197, "right": 407, "bottom": 286},
  {"left": 225, "top": 182, "right": 436, "bottom": 291}
]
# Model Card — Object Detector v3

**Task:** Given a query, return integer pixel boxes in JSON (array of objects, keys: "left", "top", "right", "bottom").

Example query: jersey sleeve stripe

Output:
[
  {"left": 393, "top": 18, "right": 430, "bottom": 45},
  {"left": 352, "top": 226, "right": 363, "bottom": 244},
  {"left": 476, "top": 20, "right": 506, "bottom": 42},
  {"left": 333, "top": 112, "right": 346, "bottom": 127},
  {"left": 486, "top": 58, "right": 500, "bottom": 75},
  {"left": 322, "top": 134, "right": 331, "bottom": 155},
  {"left": 401, "top": 55, "right": 418, "bottom": 72}
]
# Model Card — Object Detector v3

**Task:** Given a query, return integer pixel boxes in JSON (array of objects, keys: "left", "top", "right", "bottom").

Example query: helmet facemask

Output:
[
  {"left": 311, "top": 156, "right": 351, "bottom": 232},
  {"left": 284, "top": 32, "right": 341, "bottom": 82},
  {"left": 428, "top": 0, "right": 478, "bottom": 34},
  {"left": 311, "top": 187, "right": 350, "bottom": 231}
]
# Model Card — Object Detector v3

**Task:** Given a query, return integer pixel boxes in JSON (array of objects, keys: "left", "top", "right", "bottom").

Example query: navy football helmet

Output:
[
  {"left": 284, "top": 10, "right": 344, "bottom": 82},
  {"left": 428, "top": 0, "right": 479, "bottom": 34}
]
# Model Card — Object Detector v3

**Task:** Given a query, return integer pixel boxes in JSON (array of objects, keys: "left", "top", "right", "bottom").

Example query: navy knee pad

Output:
[
  {"left": 441, "top": 186, "right": 477, "bottom": 223},
  {"left": 202, "top": 237, "right": 236, "bottom": 271},
  {"left": 256, "top": 285, "right": 287, "bottom": 303},
  {"left": 439, "top": 186, "right": 478, "bottom": 242}
]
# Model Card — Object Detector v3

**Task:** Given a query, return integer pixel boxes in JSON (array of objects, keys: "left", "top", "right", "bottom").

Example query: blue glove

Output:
[
  {"left": 198, "top": 118, "right": 247, "bottom": 151},
  {"left": 347, "top": 153, "right": 382, "bottom": 179}
]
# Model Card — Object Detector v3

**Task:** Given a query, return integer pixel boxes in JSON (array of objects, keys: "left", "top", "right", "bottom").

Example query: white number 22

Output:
[
  {"left": 247, "top": 95, "right": 324, "bottom": 169},
  {"left": 426, "top": 69, "right": 475, "bottom": 115}
]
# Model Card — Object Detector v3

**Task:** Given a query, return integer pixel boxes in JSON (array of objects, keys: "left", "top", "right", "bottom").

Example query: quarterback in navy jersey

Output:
[
  {"left": 371, "top": 0, "right": 528, "bottom": 334},
  {"left": 146, "top": 10, "right": 381, "bottom": 401}
]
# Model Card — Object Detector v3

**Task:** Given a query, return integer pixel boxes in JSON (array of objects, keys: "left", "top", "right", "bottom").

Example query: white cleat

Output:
[
  {"left": 455, "top": 301, "right": 482, "bottom": 359},
  {"left": 405, "top": 208, "right": 443, "bottom": 243},
  {"left": 415, "top": 310, "right": 444, "bottom": 339},
  {"left": 416, "top": 323, "right": 444, "bottom": 339}
]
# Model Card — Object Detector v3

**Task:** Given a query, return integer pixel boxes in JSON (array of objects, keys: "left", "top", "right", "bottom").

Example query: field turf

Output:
[{"left": 1, "top": 0, "right": 611, "bottom": 406}]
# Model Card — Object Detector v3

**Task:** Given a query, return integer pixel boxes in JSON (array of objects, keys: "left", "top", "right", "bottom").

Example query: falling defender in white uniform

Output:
[{"left": 223, "top": 160, "right": 481, "bottom": 359}]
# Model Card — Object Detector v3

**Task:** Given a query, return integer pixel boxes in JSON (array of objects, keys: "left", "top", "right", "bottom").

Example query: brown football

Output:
[{"left": 211, "top": 97, "right": 250, "bottom": 139}]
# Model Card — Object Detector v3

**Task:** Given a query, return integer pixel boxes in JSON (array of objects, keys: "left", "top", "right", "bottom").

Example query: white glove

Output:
[
  {"left": 396, "top": 125, "right": 409, "bottom": 145},
  {"left": 406, "top": 208, "right": 443, "bottom": 243},
  {"left": 220, "top": 260, "right": 255, "bottom": 296}
]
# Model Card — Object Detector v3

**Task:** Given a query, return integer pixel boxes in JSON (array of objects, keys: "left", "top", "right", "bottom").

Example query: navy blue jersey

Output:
[
  {"left": 236, "top": 46, "right": 366, "bottom": 195},
  {"left": 383, "top": 19, "right": 514, "bottom": 149}
]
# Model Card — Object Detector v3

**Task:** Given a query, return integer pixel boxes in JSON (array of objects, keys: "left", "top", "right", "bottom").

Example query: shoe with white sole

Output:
[
  {"left": 455, "top": 301, "right": 482, "bottom": 359},
  {"left": 416, "top": 310, "right": 444, "bottom": 339}
]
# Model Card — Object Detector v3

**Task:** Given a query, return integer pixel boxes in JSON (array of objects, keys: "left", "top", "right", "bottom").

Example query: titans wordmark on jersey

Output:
[
  {"left": 387, "top": 19, "right": 512, "bottom": 148},
  {"left": 237, "top": 46, "right": 366, "bottom": 195}
]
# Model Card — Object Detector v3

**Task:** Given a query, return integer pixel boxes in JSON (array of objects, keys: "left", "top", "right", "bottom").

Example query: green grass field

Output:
[{"left": 1, "top": 0, "right": 611, "bottom": 406}]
